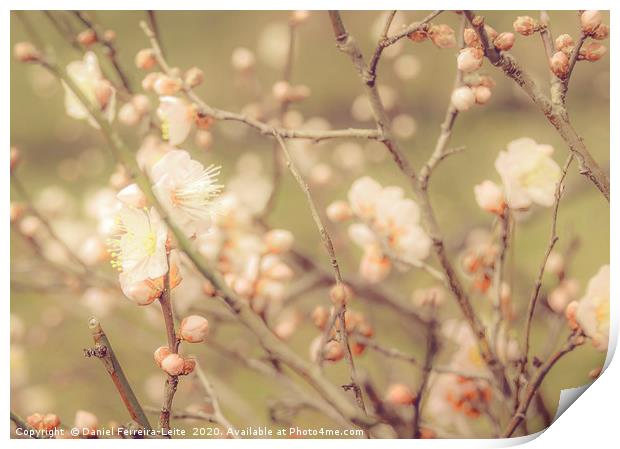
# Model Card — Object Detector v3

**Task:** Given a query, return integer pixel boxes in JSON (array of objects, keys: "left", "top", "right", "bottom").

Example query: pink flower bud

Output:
[
  {"left": 264, "top": 229, "right": 294, "bottom": 253},
  {"left": 184, "top": 67, "right": 204, "bottom": 88},
  {"left": 118, "top": 102, "right": 141, "bottom": 126},
  {"left": 14, "top": 42, "right": 41, "bottom": 63},
  {"left": 179, "top": 315, "right": 209, "bottom": 343},
  {"left": 141, "top": 72, "right": 160, "bottom": 91},
  {"left": 74, "top": 410, "right": 98, "bottom": 436},
  {"left": 94, "top": 80, "right": 114, "bottom": 109},
  {"left": 360, "top": 250, "right": 391, "bottom": 283},
  {"left": 272, "top": 81, "right": 292, "bottom": 102},
  {"left": 494, "top": 32, "right": 515, "bottom": 51},
  {"left": 153, "top": 346, "right": 171, "bottom": 367},
  {"left": 592, "top": 24, "right": 609, "bottom": 40},
  {"left": 581, "top": 42, "right": 607, "bottom": 61},
  {"left": 463, "top": 28, "right": 480, "bottom": 47},
  {"left": 135, "top": 48, "right": 157, "bottom": 70},
  {"left": 428, "top": 24, "right": 457, "bottom": 49},
  {"left": 42, "top": 414, "right": 61, "bottom": 431},
  {"left": 324, "top": 340, "right": 344, "bottom": 362},
  {"left": 474, "top": 180, "right": 505, "bottom": 214},
  {"left": 457, "top": 47, "right": 483, "bottom": 73},
  {"left": 545, "top": 251, "right": 565, "bottom": 277},
  {"left": 154, "top": 75, "right": 182, "bottom": 96},
  {"left": 202, "top": 280, "right": 216, "bottom": 296},
  {"left": 513, "top": 16, "right": 538, "bottom": 36},
  {"left": 548, "top": 286, "right": 570, "bottom": 314},
  {"left": 182, "top": 357, "right": 196, "bottom": 375},
  {"left": 132, "top": 94, "right": 151, "bottom": 115},
  {"left": 26, "top": 413, "right": 44, "bottom": 430},
  {"left": 386, "top": 383, "right": 415, "bottom": 406},
  {"left": 326, "top": 200, "right": 352, "bottom": 222},
  {"left": 580, "top": 10, "right": 603, "bottom": 34},
  {"left": 311, "top": 306, "right": 329, "bottom": 329},
  {"left": 450, "top": 86, "right": 475, "bottom": 111},
  {"left": 329, "top": 283, "right": 352, "bottom": 305},
  {"left": 231, "top": 47, "right": 255, "bottom": 72},
  {"left": 550, "top": 51, "right": 569, "bottom": 78},
  {"left": 554, "top": 34, "right": 575, "bottom": 53},
  {"left": 195, "top": 130, "right": 213, "bottom": 150},
  {"left": 116, "top": 183, "right": 146, "bottom": 208},
  {"left": 407, "top": 29, "right": 428, "bottom": 42},
  {"left": 160, "top": 353, "right": 185, "bottom": 376},
  {"left": 473, "top": 85, "right": 492, "bottom": 105},
  {"left": 77, "top": 29, "right": 97, "bottom": 46}
]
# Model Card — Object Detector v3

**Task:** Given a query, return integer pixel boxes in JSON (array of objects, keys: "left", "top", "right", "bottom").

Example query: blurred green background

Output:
[{"left": 10, "top": 10, "right": 609, "bottom": 438}]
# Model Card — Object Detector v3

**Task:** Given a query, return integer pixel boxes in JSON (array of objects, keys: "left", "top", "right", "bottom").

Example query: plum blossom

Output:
[
  {"left": 575, "top": 265, "right": 609, "bottom": 351},
  {"left": 342, "top": 176, "right": 431, "bottom": 283},
  {"left": 63, "top": 52, "right": 116, "bottom": 127},
  {"left": 157, "top": 97, "right": 194, "bottom": 146},
  {"left": 495, "top": 137, "right": 561, "bottom": 209},
  {"left": 108, "top": 206, "right": 169, "bottom": 285},
  {"left": 151, "top": 149, "right": 222, "bottom": 237}
]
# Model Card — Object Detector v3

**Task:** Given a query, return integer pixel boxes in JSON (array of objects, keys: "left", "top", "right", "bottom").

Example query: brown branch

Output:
[
  {"left": 328, "top": 10, "right": 511, "bottom": 397},
  {"left": 503, "top": 331, "right": 585, "bottom": 437},
  {"left": 463, "top": 10, "right": 609, "bottom": 202},
  {"left": 411, "top": 320, "right": 438, "bottom": 438},
  {"left": 10, "top": 412, "right": 43, "bottom": 439},
  {"left": 87, "top": 317, "right": 153, "bottom": 432},
  {"left": 139, "top": 20, "right": 379, "bottom": 142},
  {"left": 519, "top": 155, "right": 573, "bottom": 390}
]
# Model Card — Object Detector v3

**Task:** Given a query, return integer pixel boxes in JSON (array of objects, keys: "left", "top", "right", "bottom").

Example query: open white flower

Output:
[
  {"left": 151, "top": 150, "right": 222, "bottom": 236},
  {"left": 495, "top": 137, "right": 561, "bottom": 209},
  {"left": 109, "top": 206, "right": 168, "bottom": 284},
  {"left": 576, "top": 265, "right": 610, "bottom": 351},
  {"left": 63, "top": 52, "right": 116, "bottom": 127},
  {"left": 157, "top": 97, "right": 194, "bottom": 146}
]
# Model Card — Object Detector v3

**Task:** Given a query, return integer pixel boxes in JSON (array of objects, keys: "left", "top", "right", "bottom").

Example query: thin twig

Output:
[
  {"left": 194, "top": 360, "right": 239, "bottom": 437},
  {"left": 87, "top": 317, "right": 153, "bottom": 432}
]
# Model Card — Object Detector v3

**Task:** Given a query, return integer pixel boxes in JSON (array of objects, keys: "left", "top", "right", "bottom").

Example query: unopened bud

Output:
[
  {"left": 74, "top": 410, "right": 98, "bottom": 436},
  {"left": 555, "top": 34, "right": 575, "bottom": 53},
  {"left": 326, "top": 200, "right": 352, "bottom": 222},
  {"left": 160, "top": 353, "right": 185, "bottom": 376},
  {"left": 565, "top": 301, "right": 580, "bottom": 330},
  {"left": 580, "top": 10, "right": 602, "bottom": 34},
  {"left": 135, "top": 48, "right": 157, "bottom": 70},
  {"left": 103, "top": 30, "right": 116, "bottom": 43},
  {"left": 10, "top": 146, "right": 20, "bottom": 173},
  {"left": 182, "top": 357, "right": 196, "bottom": 375},
  {"left": 581, "top": 42, "right": 607, "bottom": 62},
  {"left": 474, "top": 180, "right": 504, "bottom": 213},
  {"left": 407, "top": 29, "right": 428, "bottom": 42},
  {"left": 154, "top": 75, "right": 182, "bottom": 96},
  {"left": 264, "top": 229, "right": 294, "bottom": 253},
  {"left": 323, "top": 340, "right": 344, "bottom": 362},
  {"left": 311, "top": 306, "right": 329, "bottom": 329},
  {"left": 457, "top": 47, "right": 483, "bottom": 73},
  {"left": 428, "top": 24, "right": 457, "bottom": 49},
  {"left": 14, "top": 42, "right": 41, "bottom": 63},
  {"left": 494, "top": 32, "right": 515, "bottom": 51},
  {"left": 386, "top": 383, "right": 416, "bottom": 406},
  {"left": 592, "top": 24, "right": 609, "bottom": 41},
  {"left": 451, "top": 86, "right": 475, "bottom": 111},
  {"left": 179, "top": 315, "right": 209, "bottom": 343},
  {"left": 195, "top": 130, "right": 213, "bottom": 150},
  {"left": 131, "top": 94, "right": 151, "bottom": 115},
  {"left": 118, "top": 102, "right": 141, "bottom": 126},
  {"left": 329, "top": 283, "right": 351, "bottom": 305},
  {"left": 77, "top": 29, "right": 97, "bottom": 46},
  {"left": 550, "top": 51, "right": 569, "bottom": 78},
  {"left": 153, "top": 346, "right": 171, "bottom": 367},
  {"left": 141, "top": 72, "right": 160, "bottom": 91},
  {"left": 184, "top": 67, "right": 204, "bottom": 88},
  {"left": 463, "top": 28, "right": 480, "bottom": 47},
  {"left": 513, "top": 16, "right": 538, "bottom": 36},
  {"left": 194, "top": 113, "right": 214, "bottom": 130},
  {"left": 473, "top": 85, "right": 492, "bottom": 105}
]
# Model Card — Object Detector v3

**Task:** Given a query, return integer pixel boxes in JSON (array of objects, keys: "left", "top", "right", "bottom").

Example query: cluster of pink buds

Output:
[
  {"left": 549, "top": 11, "right": 608, "bottom": 78},
  {"left": 154, "top": 346, "right": 196, "bottom": 376},
  {"left": 463, "top": 25, "right": 515, "bottom": 52},
  {"left": 408, "top": 23, "right": 457, "bottom": 49},
  {"left": 26, "top": 413, "right": 61, "bottom": 431},
  {"left": 451, "top": 74, "right": 496, "bottom": 112}
]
